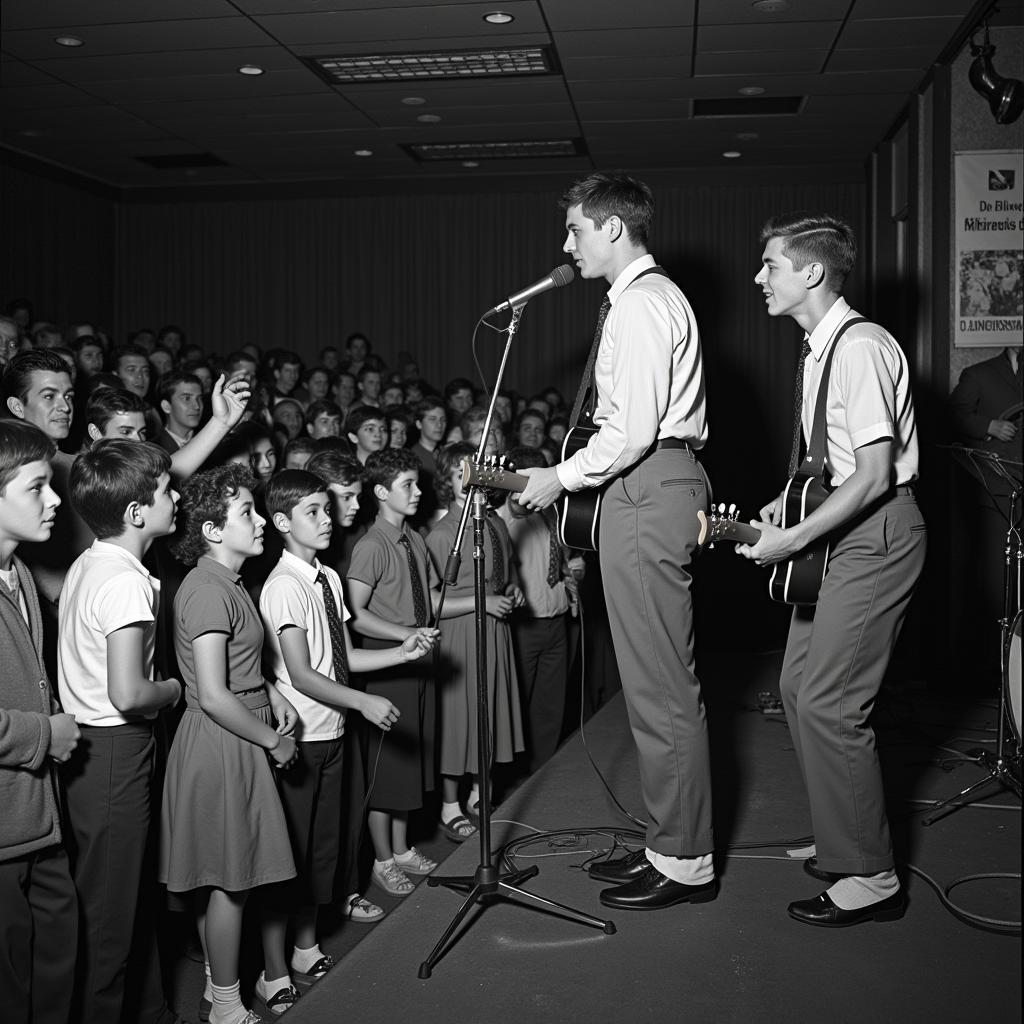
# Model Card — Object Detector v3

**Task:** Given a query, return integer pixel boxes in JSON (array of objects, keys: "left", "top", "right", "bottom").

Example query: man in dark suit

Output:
[{"left": 153, "top": 370, "right": 204, "bottom": 454}]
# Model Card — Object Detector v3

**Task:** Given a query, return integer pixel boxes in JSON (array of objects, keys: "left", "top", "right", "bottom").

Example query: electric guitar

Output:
[{"left": 697, "top": 479, "right": 831, "bottom": 606}]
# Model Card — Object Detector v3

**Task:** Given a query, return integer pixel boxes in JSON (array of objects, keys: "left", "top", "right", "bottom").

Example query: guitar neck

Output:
[
  {"left": 460, "top": 458, "right": 528, "bottom": 493},
  {"left": 696, "top": 509, "right": 761, "bottom": 547}
]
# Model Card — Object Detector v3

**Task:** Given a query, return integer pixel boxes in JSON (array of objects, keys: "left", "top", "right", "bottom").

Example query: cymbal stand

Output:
[
  {"left": 924, "top": 467, "right": 1021, "bottom": 825},
  {"left": 419, "top": 303, "right": 614, "bottom": 979}
]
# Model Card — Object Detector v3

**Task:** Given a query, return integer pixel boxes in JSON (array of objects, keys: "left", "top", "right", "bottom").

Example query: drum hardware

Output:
[{"left": 925, "top": 451, "right": 1022, "bottom": 825}]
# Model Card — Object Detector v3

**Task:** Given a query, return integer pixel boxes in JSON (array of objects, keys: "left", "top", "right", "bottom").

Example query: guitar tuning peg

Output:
[{"left": 717, "top": 503, "right": 726, "bottom": 514}]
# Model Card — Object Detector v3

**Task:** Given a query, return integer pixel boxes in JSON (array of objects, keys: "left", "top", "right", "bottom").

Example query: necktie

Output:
[
  {"left": 787, "top": 340, "right": 812, "bottom": 477},
  {"left": 315, "top": 570, "right": 349, "bottom": 686},
  {"left": 485, "top": 514, "right": 505, "bottom": 593},
  {"left": 543, "top": 510, "right": 562, "bottom": 587},
  {"left": 398, "top": 533, "right": 428, "bottom": 626},
  {"left": 569, "top": 293, "right": 612, "bottom": 428}
]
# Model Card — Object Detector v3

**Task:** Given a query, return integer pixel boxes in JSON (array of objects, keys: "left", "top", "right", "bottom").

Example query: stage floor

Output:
[{"left": 168, "top": 650, "right": 1021, "bottom": 1023}]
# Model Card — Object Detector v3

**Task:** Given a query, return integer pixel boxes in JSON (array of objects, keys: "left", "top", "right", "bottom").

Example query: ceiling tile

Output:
[
  {"left": 698, "top": 0, "right": 851, "bottom": 24},
  {"left": 552, "top": 28, "right": 694, "bottom": 59},
  {"left": 838, "top": 16, "right": 967, "bottom": 48},
  {"left": 541, "top": 0, "right": 694, "bottom": 30},
  {"left": 827, "top": 45, "right": 943, "bottom": 72},
  {"left": 698, "top": 22, "right": 842, "bottom": 52},
  {"left": 0, "top": 0, "right": 233, "bottom": 30},
  {"left": 32, "top": 48, "right": 307, "bottom": 82},
  {"left": 696, "top": 51, "right": 828, "bottom": 76},
  {"left": 81, "top": 69, "right": 329, "bottom": 104}
]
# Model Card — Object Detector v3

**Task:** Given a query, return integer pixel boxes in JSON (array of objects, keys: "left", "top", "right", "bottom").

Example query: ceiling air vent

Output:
[
  {"left": 693, "top": 96, "right": 803, "bottom": 117},
  {"left": 135, "top": 153, "right": 229, "bottom": 169},
  {"left": 404, "top": 138, "right": 585, "bottom": 162}
]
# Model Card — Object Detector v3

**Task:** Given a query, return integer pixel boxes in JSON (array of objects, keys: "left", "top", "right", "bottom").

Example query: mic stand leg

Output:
[{"left": 418, "top": 308, "right": 615, "bottom": 981}]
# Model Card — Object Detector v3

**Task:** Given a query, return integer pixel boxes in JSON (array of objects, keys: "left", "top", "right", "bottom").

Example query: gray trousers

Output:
[
  {"left": 598, "top": 447, "right": 714, "bottom": 857},
  {"left": 781, "top": 493, "right": 926, "bottom": 876}
]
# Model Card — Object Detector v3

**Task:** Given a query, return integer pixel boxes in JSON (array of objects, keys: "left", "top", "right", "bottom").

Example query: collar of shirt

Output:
[
  {"left": 807, "top": 296, "right": 853, "bottom": 360},
  {"left": 90, "top": 538, "right": 157, "bottom": 584},
  {"left": 608, "top": 253, "right": 656, "bottom": 306},
  {"left": 279, "top": 547, "right": 323, "bottom": 582},
  {"left": 373, "top": 514, "right": 411, "bottom": 545},
  {"left": 197, "top": 554, "right": 242, "bottom": 585},
  {"left": 165, "top": 426, "right": 192, "bottom": 447}
]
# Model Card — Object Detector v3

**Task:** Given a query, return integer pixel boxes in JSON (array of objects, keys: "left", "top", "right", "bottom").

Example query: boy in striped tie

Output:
[{"left": 258, "top": 469, "right": 436, "bottom": 1008}]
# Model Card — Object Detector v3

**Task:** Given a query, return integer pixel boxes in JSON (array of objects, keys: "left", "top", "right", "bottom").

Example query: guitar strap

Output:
[
  {"left": 568, "top": 265, "right": 670, "bottom": 429},
  {"left": 802, "top": 316, "right": 869, "bottom": 477}
]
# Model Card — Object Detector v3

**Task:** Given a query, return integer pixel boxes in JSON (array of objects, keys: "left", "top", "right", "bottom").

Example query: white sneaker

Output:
[
  {"left": 394, "top": 846, "right": 438, "bottom": 875},
  {"left": 372, "top": 859, "right": 415, "bottom": 896}
]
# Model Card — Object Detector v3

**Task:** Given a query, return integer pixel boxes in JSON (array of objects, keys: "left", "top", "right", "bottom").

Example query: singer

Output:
[{"left": 518, "top": 172, "right": 716, "bottom": 911}]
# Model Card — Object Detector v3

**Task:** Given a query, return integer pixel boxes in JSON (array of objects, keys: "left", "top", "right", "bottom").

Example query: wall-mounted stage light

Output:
[{"left": 969, "top": 24, "right": 1023, "bottom": 125}]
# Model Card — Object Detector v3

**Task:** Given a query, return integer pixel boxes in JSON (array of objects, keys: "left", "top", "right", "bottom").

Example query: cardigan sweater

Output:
[{"left": 0, "top": 555, "right": 64, "bottom": 861}]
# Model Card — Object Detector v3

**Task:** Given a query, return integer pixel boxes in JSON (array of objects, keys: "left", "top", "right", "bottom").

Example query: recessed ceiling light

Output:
[
  {"left": 462, "top": 160, "right": 479, "bottom": 168},
  {"left": 483, "top": 11, "right": 515, "bottom": 24},
  {"left": 751, "top": 0, "right": 789, "bottom": 11},
  {"left": 736, "top": 132, "right": 759, "bottom": 140},
  {"left": 354, "top": 149, "right": 373, "bottom": 157},
  {"left": 738, "top": 86, "right": 765, "bottom": 96},
  {"left": 402, "top": 96, "right": 427, "bottom": 105},
  {"left": 417, "top": 113, "right": 442, "bottom": 123},
  {"left": 238, "top": 65, "right": 264, "bottom": 76},
  {"left": 54, "top": 36, "right": 84, "bottom": 47},
  {"left": 723, "top": 150, "right": 742, "bottom": 158},
  {"left": 311, "top": 46, "right": 554, "bottom": 83}
]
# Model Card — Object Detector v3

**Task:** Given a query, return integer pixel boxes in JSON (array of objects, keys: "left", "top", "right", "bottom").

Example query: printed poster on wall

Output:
[{"left": 954, "top": 149, "right": 1023, "bottom": 348}]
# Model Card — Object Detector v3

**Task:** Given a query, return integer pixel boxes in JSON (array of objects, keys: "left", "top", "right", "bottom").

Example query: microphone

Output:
[{"left": 489, "top": 265, "right": 574, "bottom": 314}]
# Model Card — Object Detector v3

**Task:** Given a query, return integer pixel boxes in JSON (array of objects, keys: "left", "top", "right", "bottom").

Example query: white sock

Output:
[
  {"left": 209, "top": 981, "right": 245, "bottom": 1024},
  {"left": 257, "top": 970, "right": 291, "bottom": 997},
  {"left": 441, "top": 802, "right": 461, "bottom": 823},
  {"left": 291, "top": 944, "right": 323, "bottom": 974},
  {"left": 203, "top": 961, "right": 212, "bottom": 1002},
  {"left": 827, "top": 870, "right": 899, "bottom": 910},
  {"left": 394, "top": 848, "right": 420, "bottom": 864}
]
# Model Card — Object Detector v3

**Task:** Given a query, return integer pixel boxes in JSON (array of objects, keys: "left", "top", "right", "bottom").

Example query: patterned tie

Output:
[
  {"left": 569, "top": 293, "right": 612, "bottom": 428},
  {"left": 485, "top": 513, "right": 505, "bottom": 593},
  {"left": 787, "top": 339, "right": 812, "bottom": 477},
  {"left": 398, "top": 533, "right": 428, "bottom": 626},
  {"left": 543, "top": 509, "right": 562, "bottom": 587},
  {"left": 315, "top": 570, "right": 349, "bottom": 686}
]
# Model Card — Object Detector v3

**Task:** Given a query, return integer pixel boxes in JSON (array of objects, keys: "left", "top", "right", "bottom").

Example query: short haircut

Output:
[
  {"left": 223, "top": 350, "right": 258, "bottom": 374},
  {"left": 171, "top": 462, "right": 253, "bottom": 566},
  {"left": 434, "top": 441, "right": 475, "bottom": 506},
  {"left": 70, "top": 438, "right": 171, "bottom": 540},
  {"left": 31, "top": 323, "right": 62, "bottom": 347},
  {"left": 505, "top": 445, "right": 547, "bottom": 472},
  {"left": 559, "top": 171, "right": 654, "bottom": 246},
  {"left": 305, "top": 449, "right": 362, "bottom": 487},
  {"left": 157, "top": 369, "right": 202, "bottom": 407},
  {"left": 265, "top": 468, "right": 328, "bottom": 520},
  {"left": 282, "top": 435, "right": 317, "bottom": 462},
  {"left": 364, "top": 447, "right": 421, "bottom": 496},
  {"left": 346, "top": 332, "right": 369, "bottom": 349},
  {"left": 85, "top": 386, "right": 147, "bottom": 435},
  {"left": 73, "top": 334, "right": 103, "bottom": 354},
  {"left": 357, "top": 366, "right": 380, "bottom": 383},
  {"left": 346, "top": 405, "right": 386, "bottom": 435},
  {"left": 759, "top": 212, "right": 857, "bottom": 289},
  {"left": 113, "top": 343, "right": 150, "bottom": 366},
  {"left": 444, "top": 377, "right": 474, "bottom": 403},
  {"left": 306, "top": 398, "right": 342, "bottom": 423},
  {"left": 156, "top": 324, "right": 185, "bottom": 344},
  {"left": 414, "top": 396, "right": 446, "bottom": 419},
  {"left": 272, "top": 397, "right": 304, "bottom": 422},
  {"left": 0, "top": 420, "right": 55, "bottom": 494},
  {"left": 514, "top": 408, "right": 547, "bottom": 430},
  {"left": 275, "top": 349, "right": 302, "bottom": 369},
  {"left": 2, "top": 350, "right": 73, "bottom": 406},
  {"left": 459, "top": 406, "right": 489, "bottom": 435}
]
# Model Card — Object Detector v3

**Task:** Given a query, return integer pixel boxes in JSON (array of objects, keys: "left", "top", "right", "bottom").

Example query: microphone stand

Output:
[{"left": 419, "top": 303, "right": 615, "bottom": 980}]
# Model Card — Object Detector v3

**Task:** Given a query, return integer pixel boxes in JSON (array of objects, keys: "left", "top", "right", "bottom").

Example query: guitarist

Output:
[
  {"left": 518, "top": 172, "right": 716, "bottom": 912},
  {"left": 737, "top": 213, "right": 925, "bottom": 927}
]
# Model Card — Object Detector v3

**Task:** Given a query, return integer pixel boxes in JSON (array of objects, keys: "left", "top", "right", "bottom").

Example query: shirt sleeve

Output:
[
  {"left": 346, "top": 535, "right": 383, "bottom": 589},
  {"left": 178, "top": 580, "right": 233, "bottom": 641},
  {"left": 557, "top": 287, "right": 675, "bottom": 491},
  {"left": 260, "top": 575, "right": 309, "bottom": 636},
  {"left": 834, "top": 335, "right": 898, "bottom": 451},
  {"left": 92, "top": 573, "right": 155, "bottom": 636}
]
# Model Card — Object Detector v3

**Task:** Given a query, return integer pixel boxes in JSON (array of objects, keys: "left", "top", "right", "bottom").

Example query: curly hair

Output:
[
  {"left": 363, "top": 446, "right": 421, "bottom": 497},
  {"left": 170, "top": 462, "right": 255, "bottom": 566}
]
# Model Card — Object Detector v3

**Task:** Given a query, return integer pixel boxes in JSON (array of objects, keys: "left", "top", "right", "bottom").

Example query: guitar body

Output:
[
  {"left": 557, "top": 425, "right": 604, "bottom": 551},
  {"left": 768, "top": 472, "right": 831, "bottom": 605}
]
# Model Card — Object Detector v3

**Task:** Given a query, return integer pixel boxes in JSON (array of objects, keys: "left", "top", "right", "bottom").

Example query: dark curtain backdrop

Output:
[
  {"left": 0, "top": 162, "right": 116, "bottom": 330},
  {"left": 115, "top": 180, "right": 864, "bottom": 648}
]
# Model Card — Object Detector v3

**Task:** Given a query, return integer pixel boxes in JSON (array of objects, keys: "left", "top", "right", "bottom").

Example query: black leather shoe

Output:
[
  {"left": 803, "top": 856, "right": 843, "bottom": 883},
  {"left": 588, "top": 848, "right": 648, "bottom": 884},
  {"left": 788, "top": 890, "right": 906, "bottom": 928},
  {"left": 599, "top": 865, "right": 718, "bottom": 911}
]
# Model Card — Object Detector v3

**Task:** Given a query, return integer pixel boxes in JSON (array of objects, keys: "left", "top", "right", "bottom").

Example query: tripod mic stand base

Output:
[
  {"left": 417, "top": 865, "right": 616, "bottom": 979},
  {"left": 922, "top": 749, "right": 1022, "bottom": 826}
]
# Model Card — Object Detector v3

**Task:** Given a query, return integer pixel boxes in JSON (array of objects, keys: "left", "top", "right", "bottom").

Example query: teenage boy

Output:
[
  {"left": 737, "top": 213, "right": 924, "bottom": 927},
  {"left": 305, "top": 399, "right": 343, "bottom": 440},
  {"left": 0, "top": 421, "right": 79, "bottom": 1024},
  {"left": 498, "top": 447, "right": 577, "bottom": 772},
  {"left": 346, "top": 406, "right": 388, "bottom": 465},
  {"left": 410, "top": 397, "right": 446, "bottom": 526},
  {"left": 353, "top": 367, "right": 382, "bottom": 409},
  {"left": 83, "top": 386, "right": 149, "bottom": 444},
  {"left": 59, "top": 440, "right": 183, "bottom": 1024},
  {"left": 155, "top": 370, "right": 205, "bottom": 453},
  {"left": 258, "top": 470, "right": 437, "bottom": 1000}
]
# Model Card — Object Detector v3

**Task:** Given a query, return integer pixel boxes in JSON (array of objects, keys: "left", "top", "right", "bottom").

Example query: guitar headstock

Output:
[
  {"left": 696, "top": 503, "right": 761, "bottom": 547},
  {"left": 460, "top": 455, "right": 525, "bottom": 493}
]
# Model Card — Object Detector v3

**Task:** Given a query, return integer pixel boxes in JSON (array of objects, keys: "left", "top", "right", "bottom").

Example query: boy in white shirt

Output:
[
  {"left": 258, "top": 469, "right": 437, "bottom": 1003},
  {"left": 59, "top": 439, "right": 182, "bottom": 1024}
]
